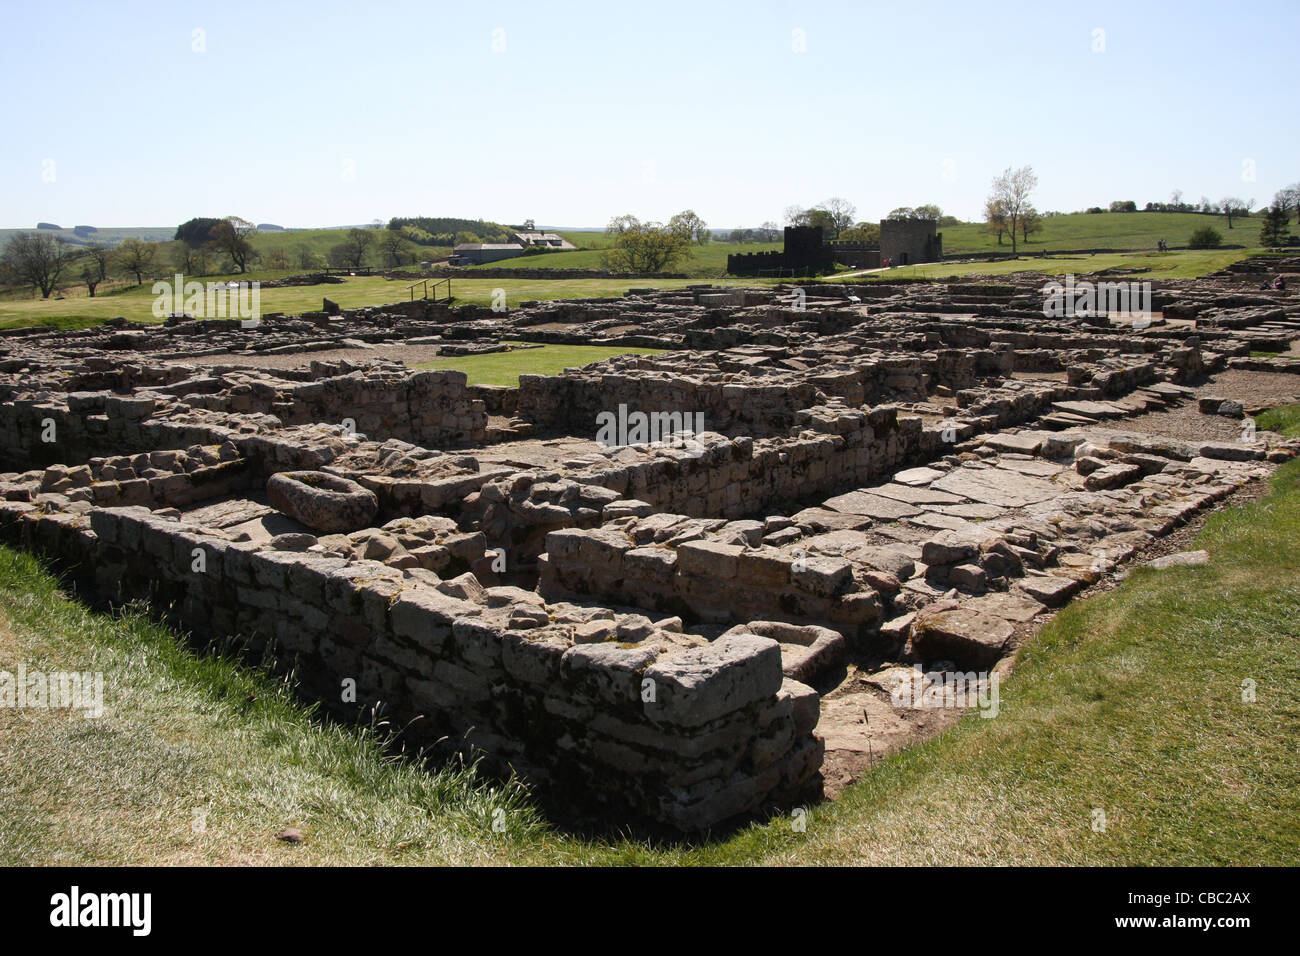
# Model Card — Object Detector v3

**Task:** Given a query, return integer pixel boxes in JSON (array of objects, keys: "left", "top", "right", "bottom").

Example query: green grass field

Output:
[
  {"left": 939, "top": 210, "right": 1263, "bottom": 254},
  {"left": 3, "top": 410, "right": 1298, "bottom": 865},
  {"left": 467, "top": 239, "right": 783, "bottom": 278},
  {"left": 0, "top": 274, "right": 759, "bottom": 331},
  {"left": 3, "top": 210, "right": 1277, "bottom": 312},
  {"left": 477, "top": 211, "right": 1272, "bottom": 277},
  {"left": 855, "top": 247, "right": 1257, "bottom": 282},
  {"left": 415, "top": 343, "right": 665, "bottom": 386},
  {"left": 0, "top": 246, "right": 1256, "bottom": 331}
]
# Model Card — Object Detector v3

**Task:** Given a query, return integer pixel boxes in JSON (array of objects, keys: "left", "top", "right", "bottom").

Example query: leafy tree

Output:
[
  {"left": 838, "top": 223, "right": 880, "bottom": 243},
  {"left": 983, "top": 198, "right": 1009, "bottom": 245},
  {"left": 117, "top": 238, "right": 159, "bottom": 285},
  {"left": 210, "top": 216, "right": 256, "bottom": 273},
  {"left": 987, "top": 165, "right": 1038, "bottom": 253},
  {"left": 668, "top": 209, "right": 711, "bottom": 245},
  {"left": 1019, "top": 206, "right": 1042, "bottom": 243},
  {"left": 1109, "top": 200, "right": 1137, "bottom": 213},
  {"left": 885, "top": 205, "right": 942, "bottom": 222},
  {"left": 174, "top": 217, "right": 222, "bottom": 245},
  {"left": 193, "top": 244, "right": 214, "bottom": 275},
  {"left": 379, "top": 229, "right": 411, "bottom": 267},
  {"left": 804, "top": 208, "right": 836, "bottom": 238},
  {"left": 265, "top": 250, "right": 291, "bottom": 270},
  {"left": 1260, "top": 202, "right": 1291, "bottom": 247},
  {"left": 601, "top": 221, "right": 689, "bottom": 273},
  {"left": 1188, "top": 227, "right": 1222, "bottom": 249}
]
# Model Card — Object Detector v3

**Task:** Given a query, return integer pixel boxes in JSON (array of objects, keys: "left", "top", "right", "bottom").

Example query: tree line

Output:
[{"left": 0, "top": 218, "right": 437, "bottom": 299}]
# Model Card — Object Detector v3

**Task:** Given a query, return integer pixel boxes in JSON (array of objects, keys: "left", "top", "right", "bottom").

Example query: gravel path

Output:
[{"left": 1120, "top": 369, "right": 1300, "bottom": 443}]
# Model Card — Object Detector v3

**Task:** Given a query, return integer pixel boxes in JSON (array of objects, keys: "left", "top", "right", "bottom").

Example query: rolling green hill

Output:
[
  {"left": 474, "top": 212, "right": 1265, "bottom": 276},
  {"left": 939, "top": 210, "right": 1258, "bottom": 253},
  {"left": 467, "top": 238, "right": 782, "bottom": 277}
]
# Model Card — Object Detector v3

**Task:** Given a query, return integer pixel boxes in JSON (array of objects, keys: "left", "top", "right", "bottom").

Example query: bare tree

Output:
[
  {"left": 1219, "top": 197, "right": 1245, "bottom": 228},
  {"left": 332, "top": 228, "right": 375, "bottom": 269},
  {"left": 759, "top": 220, "right": 780, "bottom": 242},
  {"left": 1275, "top": 184, "right": 1300, "bottom": 224},
  {"left": 820, "top": 197, "right": 856, "bottom": 237},
  {"left": 987, "top": 165, "right": 1038, "bottom": 253},
  {"left": 1, "top": 232, "right": 80, "bottom": 298},
  {"left": 81, "top": 241, "right": 112, "bottom": 295},
  {"left": 605, "top": 214, "right": 640, "bottom": 238}
]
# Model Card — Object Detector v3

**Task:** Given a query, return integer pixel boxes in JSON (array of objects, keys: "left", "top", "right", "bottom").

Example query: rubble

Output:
[{"left": 2, "top": 265, "right": 1297, "bottom": 831}]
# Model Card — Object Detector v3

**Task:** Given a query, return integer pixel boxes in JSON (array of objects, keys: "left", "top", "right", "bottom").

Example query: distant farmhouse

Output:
[
  {"left": 728, "top": 219, "right": 942, "bottom": 276},
  {"left": 450, "top": 243, "right": 525, "bottom": 265},
  {"left": 512, "top": 231, "right": 575, "bottom": 250},
  {"left": 450, "top": 231, "right": 576, "bottom": 266}
]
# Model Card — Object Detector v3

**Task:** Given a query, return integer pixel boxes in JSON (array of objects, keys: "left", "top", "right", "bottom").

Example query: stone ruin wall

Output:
[
  {"left": 4, "top": 265, "right": 1298, "bottom": 833},
  {"left": 0, "top": 500, "right": 819, "bottom": 831}
]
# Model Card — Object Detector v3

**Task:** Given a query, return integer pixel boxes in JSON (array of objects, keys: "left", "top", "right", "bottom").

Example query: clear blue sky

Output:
[{"left": 3, "top": 0, "right": 1296, "bottom": 229}]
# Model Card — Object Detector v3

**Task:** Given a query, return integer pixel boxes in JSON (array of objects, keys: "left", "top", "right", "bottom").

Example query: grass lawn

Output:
[
  {"left": 940, "top": 210, "right": 1264, "bottom": 254},
  {"left": 415, "top": 342, "right": 665, "bottom": 387},
  {"left": 855, "top": 247, "right": 1254, "bottom": 283},
  {"left": 1, "top": 246, "right": 1250, "bottom": 333},
  {"left": 0, "top": 274, "right": 758, "bottom": 331},
  {"left": 466, "top": 240, "right": 782, "bottom": 278},
  {"left": 4, "top": 409, "right": 1299, "bottom": 865}
]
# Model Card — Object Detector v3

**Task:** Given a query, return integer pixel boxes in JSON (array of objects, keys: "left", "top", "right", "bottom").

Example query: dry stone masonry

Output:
[{"left": 2, "top": 258, "right": 1298, "bottom": 830}]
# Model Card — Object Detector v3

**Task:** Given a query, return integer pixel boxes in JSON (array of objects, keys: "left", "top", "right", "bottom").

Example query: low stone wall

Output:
[
  {"left": 540, "top": 523, "right": 884, "bottom": 640},
  {"left": 0, "top": 392, "right": 167, "bottom": 469},
  {"left": 180, "top": 368, "right": 487, "bottom": 447},
  {"left": 0, "top": 501, "right": 822, "bottom": 831},
  {"left": 38, "top": 444, "right": 251, "bottom": 510},
  {"left": 464, "top": 386, "right": 1079, "bottom": 565},
  {"left": 514, "top": 371, "right": 821, "bottom": 438},
  {"left": 511, "top": 350, "right": 991, "bottom": 437}
]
